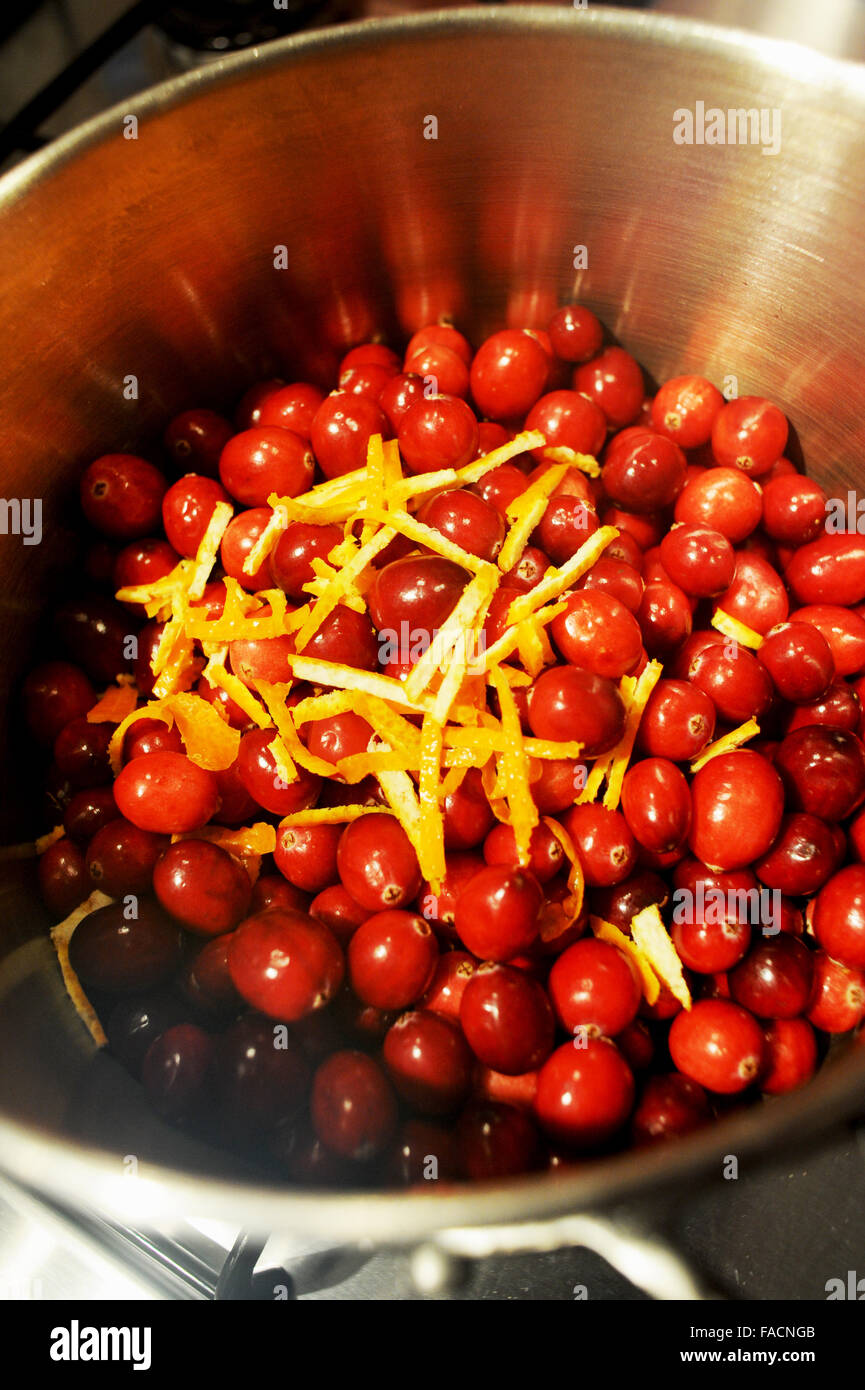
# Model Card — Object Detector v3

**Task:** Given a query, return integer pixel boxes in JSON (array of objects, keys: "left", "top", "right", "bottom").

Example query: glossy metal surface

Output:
[{"left": 1, "top": 7, "right": 865, "bottom": 1242}]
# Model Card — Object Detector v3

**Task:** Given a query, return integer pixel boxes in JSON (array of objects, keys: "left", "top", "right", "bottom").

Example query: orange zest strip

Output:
[
  {"left": 293, "top": 524, "right": 397, "bottom": 652},
  {"left": 541, "top": 445, "right": 601, "bottom": 478},
  {"left": 601, "top": 660, "right": 664, "bottom": 810},
  {"left": 51, "top": 890, "right": 114, "bottom": 1044},
  {"left": 538, "top": 817, "right": 585, "bottom": 944},
  {"left": 279, "top": 805, "right": 392, "bottom": 826},
  {"left": 489, "top": 666, "right": 537, "bottom": 866},
  {"left": 253, "top": 679, "right": 336, "bottom": 778},
  {"left": 505, "top": 525, "right": 619, "bottom": 625},
  {"left": 404, "top": 564, "right": 500, "bottom": 701},
  {"left": 417, "top": 714, "right": 446, "bottom": 892},
  {"left": 630, "top": 904, "right": 692, "bottom": 1010},
  {"left": 689, "top": 717, "right": 761, "bottom": 773},
  {"left": 189, "top": 500, "right": 234, "bottom": 599},
  {"left": 453, "top": 430, "right": 546, "bottom": 484},
  {"left": 284, "top": 655, "right": 433, "bottom": 713},
  {"left": 497, "top": 463, "right": 568, "bottom": 574},
  {"left": 711, "top": 608, "right": 765, "bottom": 650},
  {"left": 86, "top": 683, "right": 138, "bottom": 724},
  {"left": 359, "top": 505, "right": 487, "bottom": 575},
  {"left": 590, "top": 915, "right": 661, "bottom": 1005}
]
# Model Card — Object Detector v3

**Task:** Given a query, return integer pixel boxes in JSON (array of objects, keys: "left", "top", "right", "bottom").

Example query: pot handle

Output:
[{"left": 410, "top": 1210, "right": 730, "bottom": 1300}]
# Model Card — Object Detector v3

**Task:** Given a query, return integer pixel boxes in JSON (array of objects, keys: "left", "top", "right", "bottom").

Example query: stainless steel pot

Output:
[{"left": 1, "top": 6, "right": 865, "bottom": 1292}]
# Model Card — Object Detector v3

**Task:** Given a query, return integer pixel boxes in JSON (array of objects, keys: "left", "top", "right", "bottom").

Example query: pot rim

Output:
[{"left": 2, "top": 5, "right": 865, "bottom": 1236}]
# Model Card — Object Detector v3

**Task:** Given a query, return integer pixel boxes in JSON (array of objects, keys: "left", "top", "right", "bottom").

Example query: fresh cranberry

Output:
[
  {"left": 729, "top": 936, "right": 813, "bottom": 1019},
  {"left": 759, "top": 1018, "right": 817, "bottom": 1094},
  {"left": 534, "top": 1038, "right": 634, "bottom": 1147},
  {"left": 711, "top": 396, "right": 788, "bottom": 475},
  {"left": 442, "top": 768, "right": 496, "bottom": 850},
  {"left": 113, "top": 751, "right": 219, "bottom": 834},
  {"left": 631, "top": 1073, "right": 710, "bottom": 1145},
  {"left": 269, "top": 521, "right": 342, "bottom": 599},
  {"left": 367, "top": 554, "right": 468, "bottom": 642},
  {"left": 806, "top": 951, "right": 865, "bottom": 1033},
  {"left": 228, "top": 907, "right": 344, "bottom": 1020},
  {"left": 418, "top": 488, "right": 504, "bottom": 562},
  {"left": 674, "top": 466, "right": 763, "bottom": 542},
  {"left": 650, "top": 376, "right": 724, "bottom": 448},
  {"left": 669, "top": 999, "right": 764, "bottom": 1093},
  {"left": 399, "top": 395, "right": 479, "bottom": 473},
  {"left": 113, "top": 537, "right": 179, "bottom": 603},
  {"left": 578, "top": 557, "right": 644, "bottom": 614},
  {"left": 406, "top": 343, "right": 470, "bottom": 398},
  {"left": 636, "top": 578, "right": 693, "bottom": 658},
  {"left": 219, "top": 508, "right": 274, "bottom": 590},
  {"left": 217, "top": 1013, "right": 309, "bottom": 1138},
  {"left": 256, "top": 382, "right": 325, "bottom": 438},
  {"left": 785, "top": 533, "right": 865, "bottom": 608},
  {"left": 63, "top": 785, "right": 120, "bottom": 843},
  {"left": 602, "top": 428, "right": 686, "bottom": 512},
  {"left": 161, "top": 474, "right": 231, "bottom": 558},
  {"left": 483, "top": 821, "right": 565, "bottom": 884},
  {"left": 85, "top": 818, "right": 167, "bottom": 896},
  {"left": 453, "top": 865, "right": 543, "bottom": 962},
  {"left": 55, "top": 596, "right": 133, "bottom": 685},
  {"left": 535, "top": 493, "right": 599, "bottom": 565},
  {"left": 621, "top": 758, "right": 691, "bottom": 854},
  {"left": 122, "top": 718, "right": 184, "bottom": 762},
  {"left": 310, "top": 392, "right": 389, "bottom": 479},
  {"left": 406, "top": 324, "right": 473, "bottom": 367},
  {"left": 689, "top": 751, "right": 784, "bottom": 871},
  {"left": 164, "top": 408, "right": 234, "bottom": 477},
  {"left": 790, "top": 604, "right": 865, "bottom": 677},
  {"left": 812, "top": 866, "right": 865, "bottom": 968},
  {"left": 573, "top": 347, "right": 644, "bottom": 428},
  {"left": 590, "top": 870, "right": 668, "bottom": 930},
  {"left": 181, "top": 934, "right": 244, "bottom": 1019},
  {"left": 419, "top": 951, "right": 477, "bottom": 1019},
  {"left": 469, "top": 462, "right": 529, "bottom": 518},
  {"left": 774, "top": 726, "right": 865, "bottom": 823},
  {"left": 311, "top": 1050, "right": 397, "bottom": 1161},
  {"left": 219, "top": 427, "right": 313, "bottom": 507},
  {"left": 561, "top": 804, "right": 637, "bottom": 887},
  {"left": 547, "top": 304, "right": 603, "bottom": 363},
  {"left": 470, "top": 329, "right": 550, "bottom": 420},
  {"left": 548, "top": 937, "right": 641, "bottom": 1038},
  {"left": 68, "top": 900, "right": 181, "bottom": 994},
  {"left": 690, "top": 644, "right": 774, "bottom": 724},
  {"left": 460, "top": 964, "right": 554, "bottom": 1073},
  {"left": 417, "top": 852, "right": 485, "bottom": 939},
  {"left": 105, "top": 991, "right": 188, "bottom": 1074},
  {"left": 53, "top": 718, "right": 113, "bottom": 789},
  {"left": 234, "top": 378, "right": 285, "bottom": 429},
  {"left": 38, "top": 837, "right": 88, "bottom": 918},
  {"left": 23, "top": 661, "right": 96, "bottom": 745},
  {"left": 348, "top": 909, "right": 438, "bottom": 1010},
  {"left": 384, "top": 1009, "right": 473, "bottom": 1114},
  {"left": 637, "top": 678, "right": 715, "bottom": 762},
  {"left": 236, "top": 729, "right": 320, "bottom": 816},
  {"left": 549, "top": 590, "right": 642, "bottom": 679},
  {"left": 754, "top": 813, "right": 839, "bottom": 897},
  {"left": 761, "top": 475, "right": 827, "bottom": 546},
  {"left": 142, "top": 1024, "right": 214, "bottom": 1120},
  {"left": 786, "top": 683, "right": 861, "bottom": 735},
  {"left": 152, "top": 839, "right": 251, "bottom": 935},
  {"left": 659, "top": 523, "right": 735, "bottom": 597},
  {"left": 716, "top": 552, "right": 789, "bottom": 635},
  {"left": 525, "top": 390, "right": 607, "bottom": 460},
  {"left": 758, "top": 622, "right": 834, "bottom": 703},
  {"left": 527, "top": 665, "right": 625, "bottom": 756},
  {"left": 337, "top": 813, "right": 421, "bottom": 911},
  {"left": 308, "top": 883, "right": 369, "bottom": 945},
  {"left": 80, "top": 454, "right": 167, "bottom": 538},
  {"left": 455, "top": 1101, "right": 539, "bottom": 1179}
]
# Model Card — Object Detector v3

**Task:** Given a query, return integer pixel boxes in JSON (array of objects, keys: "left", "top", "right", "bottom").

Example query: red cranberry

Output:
[
  {"left": 453, "top": 866, "right": 543, "bottom": 962},
  {"left": 650, "top": 375, "right": 724, "bottom": 448},
  {"left": 602, "top": 428, "right": 686, "bottom": 512},
  {"left": 470, "top": 329, "right": 549, "bottom": 420},
  {"left": 668, "top": 999, "right": 764, "bottom": 1093},
  {"left": 637, "top": 678, "right": 715, "bottom": 762},
  {"left": 574, "top": 347, "right": 644, "bottom": 429},
  {"left": 550, "top": 590, "right": 642, "bottom": 679},
  {"left": 711, "top": 396, "right": 788, "bottom": 476},
  {"left": 142, "top": 1024, "right": 214, "bottom": 1120},
  {"left": 548, "top": 938, "right": 641, "bottom": 1038},
  {"left": 68, "top": 900, "right": 181, "bottom": 994},
  {"left": 38, "top": 837, "right": 88, "bottom": 918},
  {"left": 80, "top": 454, "right": 167, "bottom": 539},
  {"left": 337, "top": 813, "right": 422, "bottom": 911},
  {"left": 228, "top": 907, "right": 344, "bottom": 1020},
  {"left": 455, "top": 1101, "right": 539, "bottom": 1180},
  {"left": 534, "top": 1038, "right": 635, "bottom": 1147},
  {"left": 311, "top": 1050, "right": 397, "bottom": 1161},
  {"left": 812, "top": 866, "right": 865, "bottom": 968},
  {"left": 348, "top": 909, "right": 438, "bottom": 1010},
  {"left": 561, "top": 804, "right": 637, "bottom": 887},
  {"left": 621, "top": 758, "right": 691, "bottom": 854},
  {"left": 85, "top": 818, "right": 167, "bottom": 896},
  {"left": 806, "top": 951, "right": 865, "bottom": 1033},
  {"left": 631, "top": 1073, "right": 710, "bottom": 1145},
  {"left": 383, "top": 1010, "right": 473, "bottom": 1115},
  {"left": 774, "top": 726, "right": 865, "bottom": 823},
  {"left": 674, "top": 466, "right": 763, "bottom": 543},
  {"left": 219, "top": 427, "right": 313, "bottom": 507},
  {"left": 399, "top": 395, "right": 479, "bottom": 473},
  {"left": 728, "top": 936, "right": 813, "bottom": 1019},
  {"left": 460, "top": 964, "right": 554, "bottom": 1074},
  {"left": 528, "top": 665, "right": 625, "bottom": 757},
  {"left": 688, "top": 751, "right": 784, "bottom": 871},
  {"left": 152, "top": 839, "right": 251, "bottom": 935},
  {"left": 759, "top": 1018, "right": 817, "bottom": 1094}
]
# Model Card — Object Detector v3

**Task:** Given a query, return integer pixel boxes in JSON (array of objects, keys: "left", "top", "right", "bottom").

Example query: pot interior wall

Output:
[{"left": 1, "top": 9, "right": 864, "bottom": 1219}]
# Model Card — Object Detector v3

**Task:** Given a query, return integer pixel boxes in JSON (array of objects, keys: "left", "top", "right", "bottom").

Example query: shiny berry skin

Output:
[
  {"left": 637, "top": 678, "right": 715, "bottom": 762},
  {"left": 690, "top": 644, "right": 774, "bottom": 725},
  {"left": 441, "top": 768, "right": 496, "bottom": 851},
  {"left": 382, "top": 1010, "right": 472, "bottom": 1115},
  {"left": 602, "top": 429, "right": 686, "bottom": 512},
  {"left": 417, "top": 488, "right": 504, "bottom": 563},
  {"left": 482, "top": 821, "right": 565, "bottom": 884},
  {"left": 688, "top": 750, "right": 784, "bottom": 871},
  {"left": 806, "top": 951, "right": 865, "bottom": 1033},
  {"left": 164, "top": 408, "right": 234, "bottom": 477},
  {"left": 398, "top": 395, "right": 479, "bottom": 473},
  {"left": 85, "top": 818, "right": 167, "bottom": 896},
  {"left": 659, "top": 523, "right": 735, "bottom": 597},
  {"left": 670, "top": 911, "right": 751, "bottom": 976},
  {"left": 469, "top": 462, "right": 528, "bottom": 517},
  {"left": 113, "top": 537, "right": 179, "bottom": 603},
  {"left": 305, "top": 711, "right": 373, "bottom": 768},
  {"left": 573, "top": 347, "right": 644, "bottom": 428},
  {"left": 80, "top": 454, "right": 167, "bottom": 539},
  {"left": 302, "top": 603, "right": 378, "bottom": 672},
  {"left": 578, "top": 557, "right": 644, "bottom": 614},
  {"left": 53, "top": 718, "right": 113, "bottom": 788},
  {"left": 792, "top": 603, "right": 865, "bottom": 677},
  {"left": 502, "top": 544, "right": 550, "bottom": 595},
  {"left": 774, "top": 726, "right": 865, "bottom": 823},
  {"left": 142, "top": 1024, "right": 214, "bottom": 1120},
  {"left": 68, "top": 900, "right": 181, "bottom": 994},
  {"left": 759, "top": 1018, "right": 817, "bottom": 1095},
  {"left": 591, "top": 869, "right": 668, "bottom": 930},
  {"left": 669, "top": 999, "right": 764, "bottom": 1093},
  {"left": 307, "top": 884, "right": 368, "bottom": 945},
  {"left": 674, "top": 466, "right": 763, "bottom": 543},
  {"left": 561, "top": 804, "right": 637, "bottom": 887},
  {"left": 38, "top": 837, "right": 88, "bottom": 918},
  {"left": 348, "top": 909, "right": 438, "bottom": 1010},
  {"left": 535, "top": 493, "right": 599, "bottom": 565},
  {"left": 812, "top": 866, "right": 865, "bottom": 968},
  {"left": 761, "top": 474, "right": 826, "bottom": 546},
  {"left": 406, "top": 342, "right": 470, "bottom": 398},
  {"left": 63, "top": 785, "right": 120, "bottom": 843},
  {"left": 273, "top": 822, "right": 341, "bottom": 895},
  {"left": 236, "top": 729, "right": 320, "bottom": 816},
  {"left": 636, "top": 579, "right": 693, "bottom": 658},
  {"left": 711, "top": 396, "right": 788, "bottom": 475},
  {"left": 631, "top": 1073, "right": 710, "bottom": 1145},
  {"left": 758, "top": 622, "right": 834, "bottom": 703},
  {"left": 228, "top": 907, "right": 344, "bottom": 1021},
  {"left": 114, "top": 751, "right": 220, "bottom": 833},
  {"left": 23, "top": 661, "right": 96, "bottom": 745},
  {"left": 419, "top": 951, "right": 477, "bottom": 1019},
  {"left": 716, "top": 552, "right": 789, "bottom": 635},
  {"left": 550, "top": 590, "right": 642, "bottom": 679},
  {"left": 650, "top": 375, "right": 724, "bottom": 448},
  {"left": 219, "top": 507, "right": 273, "bottom": 590},
  {"left": 455, "top": 1101, "right": 539, "bottom": 1180},
  {"left": 310, "top": 392, "right": 389, "bottom": 479},
  {"left": 269, "top": 520, "right": 342, "bottom": 599},
  {"left": 105, "top": 991, "right": 188, "bottom": 1074},
  {"left": 234, "top": 378, "right": 284, "bottom": 429},
  {"left": 534, "top": 1038, "right": 635, "bottom": 1148},
  {"left": 787, "top": 533, "right": 865, "bottom": 608},
  {"left": 548, "top": 938, "right": 641, "bottom": 1038},
  {"left": 547, "top": 304, "right": 603, "bottom": 363},
  {"left": 217, "top": 1013, "right": 309, "bottom": 1137},
  {"left": 152, "top": 839, "right": 251, "bottom": 935},
  {"left": 367, "top": 554, "right": 467, "bottom": 640},
  {"left": 621, "top": 758, "right": 691, "bottom": 854},
  {"left": 161, "top": 474, "right": 231, "bottom": 558},
  {"left": 417, "top": 852, "right": 485, "bottom": 938},
  {"left": 311, "top": 1050, "right": 397, "bottom": 1161},
  {"left": 406, "top": 324, "right": 472, "bottom": 367},
  {"left": 337, "top": 813, "right": 422, "bottom": 912},
  {"left": 469, "top": 329, "right": 549, "bottom": 420},
  {"left": 181, "top": 935, "right": 244, "bottom": 1019},
  {"left": 787, "top": 683, "right": 861, "bottom": 736},
  {"left": 255, "top": 381, "right": 325, "bottom": 438},
  {"left": 754, "top": 813, "right": 839, "bottom": 897},
  {"left": 379, "top": 372, "right": 425, "bottom": 432},
  {"left": 729, "top": 936, "right": 813, "bottom": 1019},
  {"left": 55, "top": 594, "right": 133, "bottom": 685},
  {"left": 528, "top": 665, "right": 625, "bottom": 757},
  {"left": 525, "top": 390, "right": 606, "bottom": 461},
  {"left": 460, "top": 964, "right": 554, "bottom": 1074},
  {"left": 454, "top": 866, "right": 543, "bottom": 962},
  {"left": 219, "top": 426, "right": 313, "bottom": 507}
]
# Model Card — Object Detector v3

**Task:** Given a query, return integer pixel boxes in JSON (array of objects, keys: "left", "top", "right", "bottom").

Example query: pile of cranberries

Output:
[{"left": 25, "top": 307, "right": 865, "bottom": 1188}]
